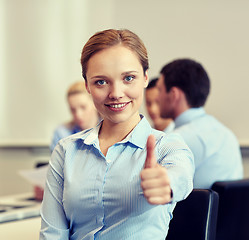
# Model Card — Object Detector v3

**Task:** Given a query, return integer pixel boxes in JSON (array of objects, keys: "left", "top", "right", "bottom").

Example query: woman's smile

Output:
[{"left": 105, "top": 102, "right": 131, "bottom": 111}]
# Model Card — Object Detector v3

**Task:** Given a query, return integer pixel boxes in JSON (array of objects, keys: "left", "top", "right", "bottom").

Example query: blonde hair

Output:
[
  {"left": 67, "top": 81, "right": 87, "bottom": 98},
  {"left": 81, "top": 29, "right": 149, "bottom": 81}
]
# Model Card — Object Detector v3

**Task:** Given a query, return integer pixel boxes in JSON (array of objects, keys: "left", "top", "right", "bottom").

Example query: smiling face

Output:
[{"left": 85, "top": 45, "right": 148, "bottom": 127}]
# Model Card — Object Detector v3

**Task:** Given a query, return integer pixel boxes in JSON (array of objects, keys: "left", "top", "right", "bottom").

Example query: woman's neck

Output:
[{"left": 98, "top": 113, "right": 141, "bottom": 156}]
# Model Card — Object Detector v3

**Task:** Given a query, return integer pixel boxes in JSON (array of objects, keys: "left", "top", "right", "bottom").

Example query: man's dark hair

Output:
[
  {"left": 146, "top": 77, "right": 158, "bottom": 90},
  {"left": 160, "top": 59, "right": 210, "bottom": 107}
]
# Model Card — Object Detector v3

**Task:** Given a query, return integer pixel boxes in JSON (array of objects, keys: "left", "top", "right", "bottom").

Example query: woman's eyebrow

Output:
[
  {"left": 90, "top": 75, "right": 108, "bottom": 80},
  {"left": 121, "top": 71, "right": 139, "bottom": 76}
]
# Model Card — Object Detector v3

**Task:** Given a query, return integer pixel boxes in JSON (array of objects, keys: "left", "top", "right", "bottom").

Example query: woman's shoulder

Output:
[{"left": 151, "top": 128, "right": 189, "bottom": 151}]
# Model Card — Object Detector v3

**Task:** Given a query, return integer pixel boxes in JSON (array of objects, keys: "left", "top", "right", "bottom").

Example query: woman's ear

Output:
[{"left": 144, "top": 70, "right": 149, "bottom": 88}]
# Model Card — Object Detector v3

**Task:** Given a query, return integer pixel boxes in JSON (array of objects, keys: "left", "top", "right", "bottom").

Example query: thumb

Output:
[{"left": 144, "top": 135, "right": 157, "bottom": 168}]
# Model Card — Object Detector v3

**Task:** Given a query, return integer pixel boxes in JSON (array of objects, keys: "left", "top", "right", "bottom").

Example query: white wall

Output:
[
  {"left": 1, "top": 0, "right": 249, "bottom": 146},
  {"left": 0, "top": 0, "right": 90, "bottom": 145}
]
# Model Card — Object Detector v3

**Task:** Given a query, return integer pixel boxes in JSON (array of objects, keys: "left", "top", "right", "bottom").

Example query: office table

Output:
[
  {"left": 0, "top": 192, "right": 41, "bottom": 239},
  {"left": 0, "top": 216, "right": 41, "bottom": 240}
]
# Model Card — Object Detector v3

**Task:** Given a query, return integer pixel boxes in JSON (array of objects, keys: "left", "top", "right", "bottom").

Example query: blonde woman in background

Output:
[
  {"left": 50, "top": 81, "right": 100, "bottom": 151},
  {"left": 35, "top": 81, "right": 100, "bottom": 200}
]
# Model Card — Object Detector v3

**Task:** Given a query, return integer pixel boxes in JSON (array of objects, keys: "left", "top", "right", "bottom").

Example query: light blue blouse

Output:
[
  {"left": 40, "top": 116, "right": 194, "bottom": 240},
  {"left": 174, "top": 107, "right": 243, "bottom": 189}
]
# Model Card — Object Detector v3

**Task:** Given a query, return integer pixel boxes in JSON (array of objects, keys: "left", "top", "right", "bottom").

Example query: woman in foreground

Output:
[{"left": 40, "top": 29, "right": 194, "bottom": 240}]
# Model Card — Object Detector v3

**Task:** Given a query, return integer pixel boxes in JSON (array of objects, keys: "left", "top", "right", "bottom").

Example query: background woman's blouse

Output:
[
  {"left": 50, "top": 124, "right": 82, "bottom": 151},
  {"left": 40, "top": 116, "right": 194, "bottom": 240}
]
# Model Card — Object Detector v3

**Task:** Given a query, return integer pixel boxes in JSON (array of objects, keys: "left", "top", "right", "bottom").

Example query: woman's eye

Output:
[
  {"left": 96, "top": 80, "right": 106, "bottom": 86},
  {"left": 124, "top": 75, "right": 134, "bottom": 82}
]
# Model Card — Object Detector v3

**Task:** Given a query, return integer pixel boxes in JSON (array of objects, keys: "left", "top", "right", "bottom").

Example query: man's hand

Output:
[{"left": 140, "top": 135, "right": 172, "bottom": 205}]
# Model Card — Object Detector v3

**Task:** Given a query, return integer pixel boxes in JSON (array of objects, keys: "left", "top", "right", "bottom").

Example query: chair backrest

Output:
[
  {"left": 166, "top": 189, "right": 219, "bottom": 240},
  {"left": 211, "top": 178, "right": 249, "bottom": 240}
]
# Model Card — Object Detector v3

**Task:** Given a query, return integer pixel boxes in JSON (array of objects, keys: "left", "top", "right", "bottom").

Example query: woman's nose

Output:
[{"left": 108, "top": 83, "right": 124, "bottom": 100}]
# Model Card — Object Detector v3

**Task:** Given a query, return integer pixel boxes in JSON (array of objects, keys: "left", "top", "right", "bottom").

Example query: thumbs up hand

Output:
[{"left": 140, "top": 135, "right": 172, "bottom": 205}]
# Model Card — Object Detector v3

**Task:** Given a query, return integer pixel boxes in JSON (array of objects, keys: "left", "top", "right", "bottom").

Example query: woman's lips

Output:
[{"left": 105, "top": 102, "right": 130, "bottom": 111}]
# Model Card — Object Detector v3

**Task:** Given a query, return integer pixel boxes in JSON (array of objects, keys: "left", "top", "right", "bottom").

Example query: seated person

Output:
[
  {"left": 145, "top": 77, "right": 174, "bottom": 133},
  {"left": 34, "top": 81, "right": 100, "bottom": 200},
  {"left": 156, "top": 58, "right": 244, "bottom": 189},
  {"left": 50, "top": 81, "right": 100, "bottom": 151}
]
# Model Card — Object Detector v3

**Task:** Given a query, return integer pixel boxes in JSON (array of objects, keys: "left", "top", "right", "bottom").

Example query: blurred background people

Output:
[
  {"left": 50, "top": 81, "right": 100, "bottom": 151},
  {"left": 145, "top": 78, "right": 174, "bottom": 133},
  {"left": 35, "top": 81, "right": 100, "bottom": 200},
  {"left": 157, "top": 58, "right": 243, "bottom": 189}
]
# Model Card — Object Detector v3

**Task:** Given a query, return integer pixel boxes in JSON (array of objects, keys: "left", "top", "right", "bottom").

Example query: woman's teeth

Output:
[{"left": 109, "top": 103, "right": 126, "bottom": 108}]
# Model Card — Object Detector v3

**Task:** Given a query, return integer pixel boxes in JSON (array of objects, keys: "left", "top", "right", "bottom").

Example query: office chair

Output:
[
  {"left": 211, "top": 178, "right": 249, "bottom": 240},
  {"left": 166, "top": 189, "right": 219, "bottom": 240}
]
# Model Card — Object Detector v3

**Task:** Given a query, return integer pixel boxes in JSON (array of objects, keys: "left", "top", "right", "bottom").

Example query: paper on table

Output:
[{"left": 18, "top": 165, "right": 48, "bottom": 188}]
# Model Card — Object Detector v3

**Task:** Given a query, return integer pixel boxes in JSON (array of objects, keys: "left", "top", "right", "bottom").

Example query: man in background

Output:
[{"left": 157, "top": 58, "right": 243, "bottom": 188}]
